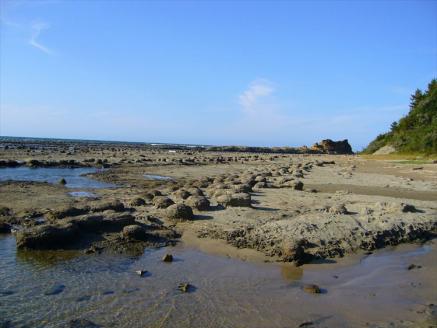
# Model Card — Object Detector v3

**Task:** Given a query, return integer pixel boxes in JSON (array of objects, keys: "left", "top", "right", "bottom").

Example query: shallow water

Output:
[
  {"left": 144, "top": 174, "right": 173, "bottom": 181},
  {"left": 68, "top": 191, "right": 99, "bottom": 198},
  {"left": 0, "top": 167, "right": 115, "bottom": 189},
  {"left": 0, "top": 235, "right": 435, "bottom": 328}
]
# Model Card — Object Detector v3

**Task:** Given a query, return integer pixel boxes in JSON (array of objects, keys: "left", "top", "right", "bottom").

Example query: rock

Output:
[
  {"left": 293, "top": 181, "right": 304, "bottom": 191},
  {"left": 185, "top": 196, "right": 210, "bottom": 211},
  {"left": 217, "top": 193, "right": 251, "bottom": 207},
  {"left": 162, "top": 253, "right": 173, "bottom": 262},
  {"left": 91, "top": 200, "right": 125, "bottom": 213},
  {"left": 16, "top": 223, "right": 79, "bottom": 249},
  {"left": 44, "top": 284, "right": 65, "bottom": 295},
  {"left": 46, "top": 206, "right": 89, "bottom": 221},
  {"left": 72, "top": 214, "right": 135, "bottom": 232},
  {"left": 68, "top": 319, "right": 100, "bottom": 328},
  {"left": 282, "top": 239, "right": 315, "bottom": 265},
  {"left": 153, "top": 196, "right": 175, "bottom": 209},
  {"left": 135, "top": 270, "right": 148, "bottom": 276},
  {"left": 311, "top": 139, "right": 353, "bottom": 154},
  {"left": 407, "top": 264, "right": 422, "bottom": 270},
  {"left": 0, "top": 206, "right": 11, "bottom": 216},
  {"left": 166, "top": 204, "right": 194, "bottom": 221},
  {"left": 122, "top": 225, "right": 147, "bottom": 241},
  {"left": 328, "top": 204, "right": 348, "bottom": 215},
  {"left": 400, "top": 203, "right": 418, "bottom": 213},
  {"left": 129, "top": 197, "right": 146, "bottom": 207},
  {"left": 0, "top": 222, "right": 11, "bottom": 233},
  {"left": 58, "top": 178, "right": 67, "bottom": 185},
  {"left": 178, "top": 282, "right": 193, "bottom": 293},
  {"left": 172, "top": 189, "right": 191, "bottom": 200},
  {"left": 302, "top": 284, "right": 322, "bottom": 294}
]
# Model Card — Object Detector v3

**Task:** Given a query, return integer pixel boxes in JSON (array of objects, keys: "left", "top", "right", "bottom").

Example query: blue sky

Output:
[{"left": 1, "top": 0, "right": 436, "bottom": 150}]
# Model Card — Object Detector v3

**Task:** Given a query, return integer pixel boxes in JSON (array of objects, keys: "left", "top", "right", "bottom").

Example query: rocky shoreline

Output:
[{"left": 0, "top": 139, "right": 436, "bottom": 265}]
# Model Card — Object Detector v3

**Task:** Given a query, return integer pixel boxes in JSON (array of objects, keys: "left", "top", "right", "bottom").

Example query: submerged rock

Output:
[
  {"left": 178, "top": 282, "right": 193, "bottom": 293},
  {"left": 44, "top": 284, "right": 65, "bottom": 296},
  {"left": 302, "top": 284, "right": 322, "bottom": 294},
  {"left": 68, "top": 319, "right": 100, "bottom": 328},
  {"left": 162, "top": 253, "right": 173, "bottom": 262},
  {"left": 0, "top": 222, "right": 11, "bottom": 233}
]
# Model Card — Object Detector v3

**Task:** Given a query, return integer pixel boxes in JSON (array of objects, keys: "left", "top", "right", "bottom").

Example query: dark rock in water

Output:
[
  {"left": 299, "top": 322, "right": 314, "bottom": 327},
  {"left": 135, "top": 270, "right": 149, "bottom": 277},
  {"left": 17, "top": 224, "right": 78, "bottom": 249},
  {"left": 102, "top": 290, "right": 114, "bottom": 295},
  {"left": 282, "top": 239, "right": 315, "bottom": 265},
  {"left": 407, "top": 264, "right": 422, "bottom": 270},
  {"left": 0, "top": 290, "right": 14, "bottom": 296},
  {"left": 302, "top": 284, "right": 322, "bottom": 294},
  {"left": 166, "top": 204, "right": 193, "bottom": 221},
  {"left": 58, "top": 178, "right": 67, "bottom": 185},
  {"left": 0, "top": 222, "right": 11, "bottom": 233},
  {"left": 76, "top": 295, "right": 91, "bottom": 302},
  {"left": 0, "top": 320, "right": 14, "bottom": 328},
  {"left": 68, "top": 319, "right": 100, "bottom": 328},
  {"left": 44, "top": 284, "right": 65, "bottom": 295},
  {"left": 162, "top": 253, "right": 173, "bottom": 262},
  {"left": 178, "top": 282, "right": 194, "bottom": 293},
  {"left": 121, "top": 225, "right": 148, "bottom": 241}
]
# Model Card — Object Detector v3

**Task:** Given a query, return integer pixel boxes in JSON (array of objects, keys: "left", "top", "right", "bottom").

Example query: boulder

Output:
[
  {"left": 90, "top": 200, "right": 125, "bottom": 213},
  {"left": 153, "top": 196, "right": 175, "bottom": 209},
  {"left": 122, "top": 225, "right": 147, "bottom": 241},
  {"left": 16, "top": 223, "right": 79, "bottom": 249},
  {"left": 166, "top": 204, "right": 193, "bottom": 221},
  {"left": 185, "top": 196, "right": 210, "bottom": 211},
  {"left": 129, "top": 197, "right": 146, "bottom": 207},
  {"left": 217, "top": 193, "right": 251, "bottom": 207}
]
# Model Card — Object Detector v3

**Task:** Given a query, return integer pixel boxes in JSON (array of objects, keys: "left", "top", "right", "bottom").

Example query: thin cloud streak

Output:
[
  {"left": 29, "top": 21, "right": 53, "bottom": 55},
  {"left": 239, "top": 79, "right": 275, "bottom": 112}
]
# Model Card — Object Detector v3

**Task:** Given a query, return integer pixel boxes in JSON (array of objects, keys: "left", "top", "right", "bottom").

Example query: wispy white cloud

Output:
[
  {"left": 239, "top": 79, "right": 275, "bottom": 112},
  {"left": 29, "top": 21, "right": 53, "bottom": 55}
]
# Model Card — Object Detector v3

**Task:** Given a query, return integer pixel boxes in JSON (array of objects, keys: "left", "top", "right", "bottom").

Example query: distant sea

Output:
[{"left": 0, "top": 136, "right": 208, "bottom": 149}]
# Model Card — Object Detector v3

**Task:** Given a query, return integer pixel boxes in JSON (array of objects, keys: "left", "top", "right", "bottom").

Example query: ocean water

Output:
[{"left": 0, "top": 167, "right": 115, "bottom": 189}]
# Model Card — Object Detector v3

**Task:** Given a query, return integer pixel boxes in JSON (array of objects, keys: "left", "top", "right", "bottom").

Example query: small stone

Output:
[
  {"left": 407, "top": 264, "right": 422, "bottom": 270},
  {"left": 68, "top": 319, "right": 100, "bottom": 328},
  {"left": 135, "top": 270, "right": 148, "bottom": 276},
  {"left": 302, "top": 284, "right": 322, "bottom": 294},
  {"left": 178, "top": 282, "right": 192, "bottom": 293},
  {"left": 59, "top": 178, "right": 67, "bottom": 185},
  {"left": 162, "top": 253, "right": 173, "bottom": 262}
]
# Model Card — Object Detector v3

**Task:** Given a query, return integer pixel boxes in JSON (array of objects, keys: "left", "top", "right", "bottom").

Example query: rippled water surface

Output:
[
  {"left": 0, "top": 167, "right": 115, "bottom": 189},
  {"left": 0, "top": 234, "right": 434, "bottom": 328}
]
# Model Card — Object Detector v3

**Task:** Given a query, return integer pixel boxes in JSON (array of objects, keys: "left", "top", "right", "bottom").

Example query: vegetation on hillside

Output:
[{"left": 363, "top": 79, "right": 437, "bottom": 154}]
